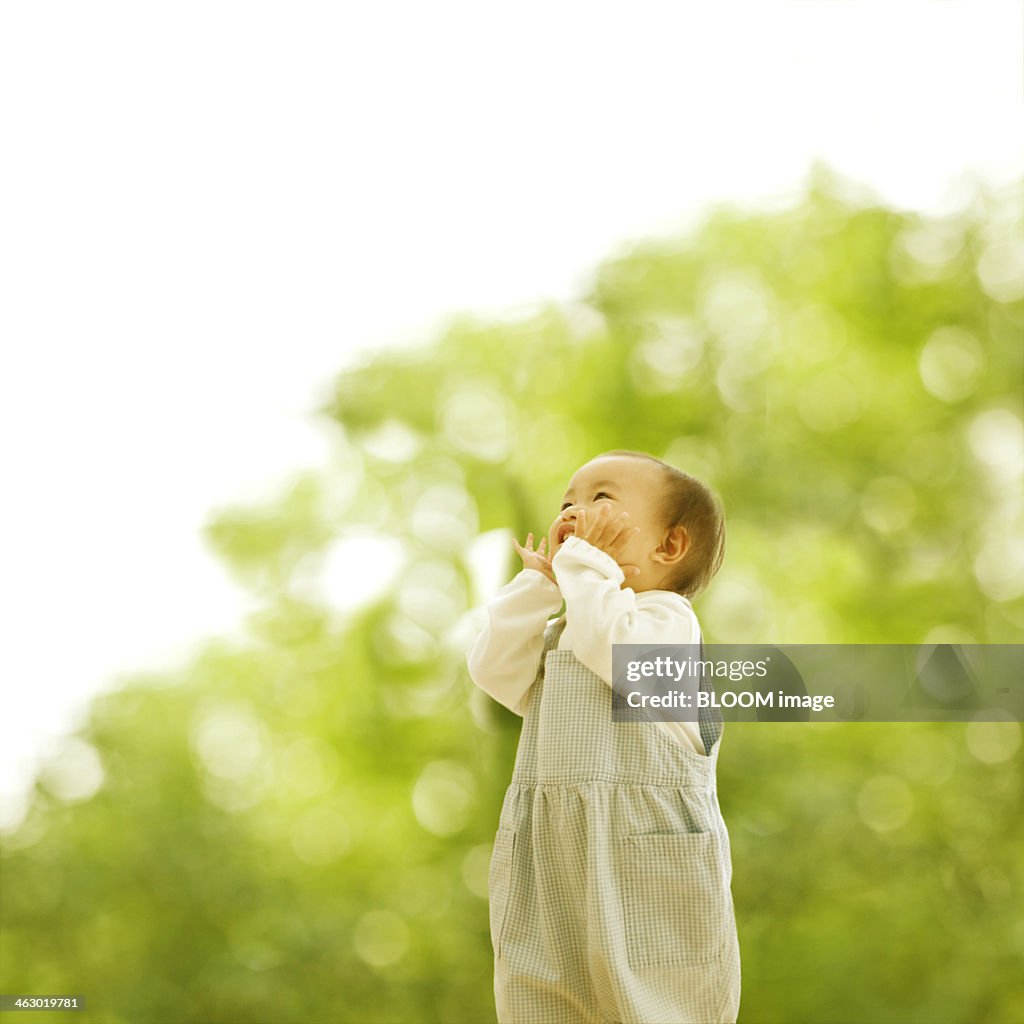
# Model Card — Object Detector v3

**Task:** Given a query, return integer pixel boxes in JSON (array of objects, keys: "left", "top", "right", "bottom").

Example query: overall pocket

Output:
[
  {"left": 488, "top": 828, "right": 516, "bottom": 959},
  {"left": 620, "top": 831, "right": 731, "bottom": 969}
]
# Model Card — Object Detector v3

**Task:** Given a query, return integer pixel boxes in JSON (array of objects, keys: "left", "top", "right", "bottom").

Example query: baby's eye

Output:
[
  {"left": 594, "top": 491, "right": 613, "bottom": 501},
  {"left": 560, "top": 502, "right": 572, "bottom": 511}
]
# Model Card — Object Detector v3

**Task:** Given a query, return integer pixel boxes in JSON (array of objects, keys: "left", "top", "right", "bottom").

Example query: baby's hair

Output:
[{"left": 595, "top": 448, "right": 726, "bottom": 599}]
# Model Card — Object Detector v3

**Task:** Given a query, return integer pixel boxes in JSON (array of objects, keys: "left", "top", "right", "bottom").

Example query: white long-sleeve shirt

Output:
[{"left": 466, "top": 534, "right": 707, "bottom": 756}]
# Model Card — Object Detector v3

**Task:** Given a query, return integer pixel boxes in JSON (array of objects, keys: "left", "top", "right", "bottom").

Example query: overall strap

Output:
[
  {"left": 697, "top": 634, "right": 724, "bottom": 755},
  {"left": 544, "top": 612, "right": 723, "bottom": 755},
  {"left": 543, "top": 615, "right": 568, "bottom": 654}
]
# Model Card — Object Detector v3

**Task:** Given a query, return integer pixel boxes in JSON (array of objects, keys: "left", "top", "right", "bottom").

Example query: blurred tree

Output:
[{"left": 2, "top": 163, "right": 1022, "bottom": 1024}]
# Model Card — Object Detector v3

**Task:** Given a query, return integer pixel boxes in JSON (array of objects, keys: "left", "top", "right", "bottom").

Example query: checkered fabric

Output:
[
  {"left": 696, "top": 635, "right": 725, "bottom": 761},
  {"left": 488, "top": 618, "right": 741, "bottom": 1024}
]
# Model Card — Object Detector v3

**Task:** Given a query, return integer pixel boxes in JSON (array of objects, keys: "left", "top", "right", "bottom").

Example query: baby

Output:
[{"left": 467, "top": 450, "right": 741, "bottom": 1024}]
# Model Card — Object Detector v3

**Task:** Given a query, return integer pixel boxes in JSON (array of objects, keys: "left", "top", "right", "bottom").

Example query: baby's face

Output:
[{"left": 548, "top": 455, "right": 674, "bottom": 591}]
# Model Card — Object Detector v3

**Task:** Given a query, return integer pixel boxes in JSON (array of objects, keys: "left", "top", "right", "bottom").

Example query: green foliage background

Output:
[{"left": 3, "top": 164, "right": 1023, "bottom": 1024}]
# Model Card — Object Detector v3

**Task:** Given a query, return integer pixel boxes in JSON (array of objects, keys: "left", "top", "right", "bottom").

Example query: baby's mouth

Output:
[{"left": 556, "top": 520, "right": 576, "bottom": 545}]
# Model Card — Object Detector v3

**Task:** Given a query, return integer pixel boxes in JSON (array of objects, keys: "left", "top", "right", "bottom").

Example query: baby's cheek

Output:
[{"left": 621, "top": 531, "right": 645, "bottom": 560}]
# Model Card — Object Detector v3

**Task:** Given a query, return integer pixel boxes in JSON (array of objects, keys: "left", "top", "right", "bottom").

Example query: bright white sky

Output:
[{"left": 1, "top": 1, "right": 1021, "bottom": 830}]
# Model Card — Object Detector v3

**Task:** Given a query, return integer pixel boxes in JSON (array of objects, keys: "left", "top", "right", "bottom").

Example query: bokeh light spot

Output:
[
  {"left": 965, "top": 717, "right": 1021, "bottom": 765},
  {"left": 320, "top": 531, "right": 405, "bottom": 612},
  {"left": 191, "top": 704, "right": 267, "bottom": 782},
  {"left": 901, "top": 221, "right": 965, "bottom": 267},
  {"left": 977, "top": 237, "right": 1024, "bottom": 303},
  {"left": 972, "top": 536, "right": 1024, "bottom": 602},
  {"left": 411, "top": 483, "right": 478, "bottom": 554},
  {"left": 396, "top": 561, "right": 466, "bottom": 632},
  {"left": 918, "top": 326, "right": 984, "bottom": 402},
  {"left": 411, "top": 760, "right": 476, "bottom": 837},
  {"left": 698, "top": 573, "right": 770, "bottom": 640},
  {"left": 857, "top": 775, "right": 913, "bottom": 832},
  {"left": 630, "top": 317, "right": 706, "bottom": 392},
  {"left": 191, "top": 702, "right": 273, "bottom": 813},
  {"left": 375, "top": 612, "right": 440, "bottom": 665},
  {"left": 360, "top": 419, "right": 422, "bottom": 462},
  {"left": 699, "top": 270, "right": 775, "bottom": 349},
  {"left": 38, "top": 738, "right": 105, "bottom": 804},
  {"left": 967, "top": 408, "right": 1023, "bottom": 471},
  {"left": 440, "top": 383, "right": 513, "bottom": 461}
]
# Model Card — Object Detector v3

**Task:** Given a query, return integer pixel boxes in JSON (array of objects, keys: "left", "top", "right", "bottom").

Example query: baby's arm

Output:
[
  {"left": 466, "top": 564, "right": 563, "bottom": 716},
  {"left": 551, "top": 535, "right": 699, "bottom": 684}
]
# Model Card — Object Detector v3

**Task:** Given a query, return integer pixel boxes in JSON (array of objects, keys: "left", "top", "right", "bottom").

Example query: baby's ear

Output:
[{"left": 652, "top": 524, "right": 689, "bottom": 566}]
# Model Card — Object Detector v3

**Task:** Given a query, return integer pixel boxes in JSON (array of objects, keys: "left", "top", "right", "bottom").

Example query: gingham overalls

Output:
[{"left": 488, "top": 617, "right": 741, "bottom": 1024}]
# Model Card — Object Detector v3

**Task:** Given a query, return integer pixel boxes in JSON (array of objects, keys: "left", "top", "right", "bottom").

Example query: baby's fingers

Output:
[{"left": 609, "top": 521, "right": 641, "bottom": 553}]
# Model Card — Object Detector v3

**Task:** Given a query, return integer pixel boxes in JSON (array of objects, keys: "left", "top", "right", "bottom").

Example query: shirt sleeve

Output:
[
  {"left": 466, "top": 568, "right": 564, "bottom": 717},
  {"left": 550, "top": 535, "right": 700, "bottom": 686}
]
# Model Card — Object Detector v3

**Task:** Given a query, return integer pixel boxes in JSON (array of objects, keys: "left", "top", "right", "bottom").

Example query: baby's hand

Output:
[
  {"left": 513, "top": 532, "right": 558, "bottom": 586},
  {"left": 574, "top": 504, "right": 641, "bottom": 580}
]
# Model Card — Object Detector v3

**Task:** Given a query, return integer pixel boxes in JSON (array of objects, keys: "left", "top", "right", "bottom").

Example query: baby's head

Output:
[{"left": 551, "top": 449, "right": 725, "bottom": 598}]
